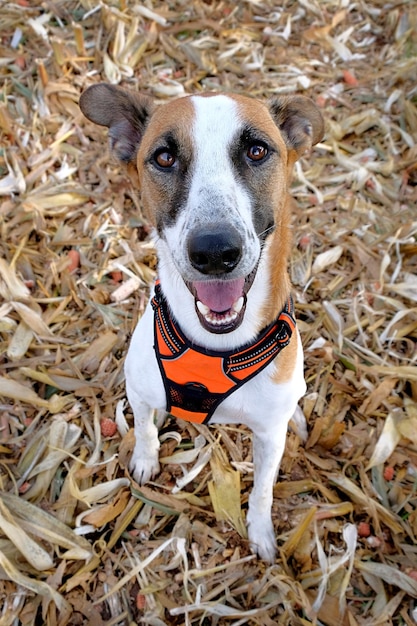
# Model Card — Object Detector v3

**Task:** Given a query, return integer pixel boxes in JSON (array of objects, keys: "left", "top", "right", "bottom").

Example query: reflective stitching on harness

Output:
[
  {"left": 152, "top": 281, "right": 296, "bottom": 424},
  {"left": 152, "top": 292, "right": 184, "bottom": 354}
]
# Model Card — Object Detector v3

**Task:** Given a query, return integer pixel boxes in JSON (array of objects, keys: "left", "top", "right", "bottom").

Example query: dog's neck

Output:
[{"left": 259, "top": 202, "right": 293, "bottom": 327}]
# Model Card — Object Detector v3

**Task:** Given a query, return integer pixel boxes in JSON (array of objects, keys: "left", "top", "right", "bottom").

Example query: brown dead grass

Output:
[{"left": 1, "top": 0, "right": 417, "bottom": 624}]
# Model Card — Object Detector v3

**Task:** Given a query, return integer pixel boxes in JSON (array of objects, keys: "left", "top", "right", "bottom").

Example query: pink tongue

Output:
[{"left": 193, "top": 278, "right": 245, "bottom": 313}]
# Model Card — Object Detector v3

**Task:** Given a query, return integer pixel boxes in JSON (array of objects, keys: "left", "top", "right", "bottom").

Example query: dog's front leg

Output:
[
  {"left": 246, "top": 420, "right": 289, "bottom": 563},
  {"left": 126, "top": 380, "right": 162, "bottom": 484}
]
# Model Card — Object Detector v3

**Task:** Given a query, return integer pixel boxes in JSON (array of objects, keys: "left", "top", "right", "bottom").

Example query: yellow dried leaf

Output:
[
  {"left": 397, "top": 413, "right": 417, "bottom": 447},
  {"left": 11, "top": 301, "right": 54, "bottom": 338},
  {"left": 366, "top": 411, "right": 402, "bottom": 470},
  {"left": 0, "top": 551, "right": 70, "bottom": 615},
  {"left": 7, "top": 321, "right": 34, "bottom": 360},
  {"left": 27, "top": 419, "right": 82, "bottom": 479},
  {"left": 208, "top": 449, "right": 246, "bottom": 538},
  {"left": 69, "top": 470, "right": 130, "bottom": 507},
  {"left": 0, "top": 258, "right": 30, "bottom": 300},
  {"left": 81, "top": 490, "right": 130, "bottom": 527},
  {"left": 282, "top": 506, "right": 317, "bottom": 557},
  {"left": 23, "top": 192, "right": 87, "bottom": 211},
  {"left": 20, "top": 366, "right": 96, "bottom": 393},
  {"left": 329, "top": 474, "right": 403, "bottom": 533},
  {"left": 356, "top": 561, "right": 417, "bottom": 597},
  {"left": 0, "top": 376, "right": 49, "bottom": 409},
  {"left": 275, "top": 479, "right": 318, "bottom": 499},
  {"left": 359, "top": 378, "right": 398, "bottom": 416},
  {"left": 19, "top": 366, "right": 64, "bottom": 387},
  {"left": 75, "top": 331, "right": 118, "bottom": 374},
  {"left": 315, "top": 502, "right": 354, "bottom": 520},
  {"left": 0, "top": 492, "right": 92, "bottom": 558},
  {"left": 0, "top": 500, "right": 54, "bottom": 571},
  {"left": 312, "top": 246, "right": 343, "bottom": 274}
]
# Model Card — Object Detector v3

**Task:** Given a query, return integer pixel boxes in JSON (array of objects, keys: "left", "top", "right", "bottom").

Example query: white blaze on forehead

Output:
[
  {"left": 187, "top": 94, "right": 254, "bottom": 233},
  {"left": 190, "top": 95, "right": 241, "bottom": 175}
]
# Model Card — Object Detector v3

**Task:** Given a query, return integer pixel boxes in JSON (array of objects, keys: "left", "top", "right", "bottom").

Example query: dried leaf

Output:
[
  {"left": 11, "top": 301, "right": 55, "bottom": 338},
  {"left": 208, "top": 449, "right": 246, "bottom": 538},
  {"left": 0, "top": 492, "right": 93, "bottom": 559},
  {"left": 80, "top": 489, "right": 130, "bottom": 527},
  {"left": 7, "top": 321, "right": 34, "bottom": 360},
  {"left": 312, "top": 246, "right": 344, "bottom": 274},
  {"left": 312, "top": 523, "right": 357, "bottom": 613},
  {"left": 366, "top": 411, "right": 402, "bottom": 470},
  {"left": 282, "top": 506, "right": 317, "bottom": 557},
  {"left": 0, "top": 551, "right": 70, "bottom": 615},
  {"left": 329, "top": 474, "right": 403, "bottom": 533},
  {"left": 0, "top": 377, "right": 71, "bottom": 413},
  {"left": 172, "top": 441, "right": 213, "bottom": 494},
  {"left": 75, "top": 331, "right": 118, "bottom": 373},
  {"left": 69, "top": 472, "right": 130, "bottom": 507},
  {"left": 0, "top": 258, "right": 30, "bottom": 299},
  {"left": 1, "top": 0, "right": 416, "bottom": 620},
  {"left": 356, "top": 561, "right": 417, "bottom": 598},
  {"left": 0, "top": 500, "right": 54, "bottom": 571},
  {"left": 359, "top": 378, "right": 398, "bottom": 416}
]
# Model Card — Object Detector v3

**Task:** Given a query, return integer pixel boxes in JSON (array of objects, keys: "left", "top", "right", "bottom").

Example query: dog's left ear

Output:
[
  {"left": 268, "top": 96, "right": 324, "bottom": 156},
  {"left": 79, "top": 83, "right": 154, "bottom": 164}
]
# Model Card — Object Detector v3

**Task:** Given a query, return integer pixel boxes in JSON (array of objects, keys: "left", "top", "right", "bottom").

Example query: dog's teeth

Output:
[
  {"left": 211, "top": 311, "right": 238, "bottom": 325},
  {"left": 233, "top": 296, "right": 244, "bottom": 313},
  {"left": 197, "top": 301, "right": 210, "bottom": 316},
  {"left": 197, "top": 299, "right": 242, "bottom": 327}
]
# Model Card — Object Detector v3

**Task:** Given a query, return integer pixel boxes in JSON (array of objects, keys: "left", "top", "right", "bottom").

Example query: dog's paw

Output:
[
  {"left": 130, "top": 447, "right": 160, "bottom": 485},
  {"left": 247, "top": 516, "right": 277, "bottom": 563}
]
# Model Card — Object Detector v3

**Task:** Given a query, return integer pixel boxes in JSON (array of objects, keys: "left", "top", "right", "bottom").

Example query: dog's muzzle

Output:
[{"left": 186, "top": 227, "right": 257, "bottom": 334}]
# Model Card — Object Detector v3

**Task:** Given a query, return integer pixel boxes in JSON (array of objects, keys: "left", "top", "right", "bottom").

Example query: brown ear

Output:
[
  {"left": 268, "top": 96, "right": 324, "bottom": 156},
  {"left": 79, "top": 83, "right": 154, "bottom": 164}
]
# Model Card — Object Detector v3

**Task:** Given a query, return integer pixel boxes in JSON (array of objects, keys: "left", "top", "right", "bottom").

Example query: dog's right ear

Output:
[
  {"left": 268, "top": 96, "right": 324, "bottom": 157},
  {"left": 79, "top": 83, "right": 154, "bottom": 165}
]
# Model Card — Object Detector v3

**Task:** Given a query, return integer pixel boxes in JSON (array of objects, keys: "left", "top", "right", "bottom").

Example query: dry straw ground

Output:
[{"left": 0, "top": 0, "right": 417, "bottom": 624}]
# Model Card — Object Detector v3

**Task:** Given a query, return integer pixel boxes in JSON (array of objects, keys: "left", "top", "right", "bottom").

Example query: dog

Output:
[{"left": 80, "top": 84, "right": 324, "bottom": 562}]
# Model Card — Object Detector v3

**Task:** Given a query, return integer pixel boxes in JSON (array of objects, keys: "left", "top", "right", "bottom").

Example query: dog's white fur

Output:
[{"left": 80, "top": 85, "right": 324, "bottom": 562}]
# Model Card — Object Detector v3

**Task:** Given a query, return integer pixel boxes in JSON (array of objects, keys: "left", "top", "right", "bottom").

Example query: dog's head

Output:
[{"left": 80, "top": 85, "right": 323, "bottom": 342}]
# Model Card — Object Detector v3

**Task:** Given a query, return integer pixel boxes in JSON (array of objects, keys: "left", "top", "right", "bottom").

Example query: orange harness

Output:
[{"left": 152, "top": 282, "right": 296, "bottom": 424}]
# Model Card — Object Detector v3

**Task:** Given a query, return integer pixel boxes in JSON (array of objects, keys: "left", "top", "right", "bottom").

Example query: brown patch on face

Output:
[
  {"left": 135, "top": 97, "right": 196, "bottom": 228},
  {"left": 231, "top": 94, "right": 294, "bottom": 327},
  {"left": 270, "top": 329, "right": 299, "bottom": 385},
  {"left": 230, "top": 94, "right": 289, "bottom": 154}
]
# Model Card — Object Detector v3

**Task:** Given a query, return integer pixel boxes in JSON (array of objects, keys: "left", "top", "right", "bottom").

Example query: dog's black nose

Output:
[{"left": 188, "top": 228, "right": 242, "bottom": 275}]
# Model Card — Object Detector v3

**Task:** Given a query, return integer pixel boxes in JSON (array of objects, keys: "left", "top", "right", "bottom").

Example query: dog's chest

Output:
[{"left": 125, "top": 294, "right": 305, "bottom": 431}]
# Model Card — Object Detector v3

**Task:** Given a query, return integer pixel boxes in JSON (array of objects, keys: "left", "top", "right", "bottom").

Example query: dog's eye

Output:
[
  {"left": 247, "top": 143, "right": 268, "bottom": 162},
  {"left": 154, "top": 149, "right": 176, "bottom": 169}
]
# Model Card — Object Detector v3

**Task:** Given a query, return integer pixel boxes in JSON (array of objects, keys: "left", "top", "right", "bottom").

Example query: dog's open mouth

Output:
[{"left": 187, "top": 269, "right": 257, "bottom": 334}]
